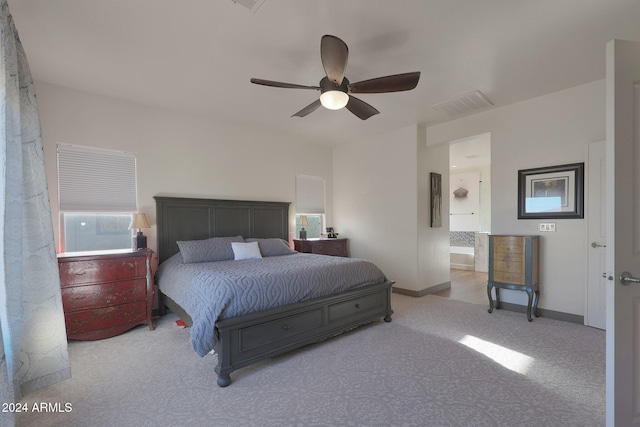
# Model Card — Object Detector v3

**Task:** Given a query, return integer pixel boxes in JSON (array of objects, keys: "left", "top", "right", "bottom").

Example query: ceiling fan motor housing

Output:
[{"left": 320, "top": 76, "right": 349, "bottom": 94}]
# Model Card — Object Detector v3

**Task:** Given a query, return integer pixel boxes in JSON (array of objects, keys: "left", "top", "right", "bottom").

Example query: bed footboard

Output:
[{"left": 213, "top": 280, "right": 394, "bottom": 387}]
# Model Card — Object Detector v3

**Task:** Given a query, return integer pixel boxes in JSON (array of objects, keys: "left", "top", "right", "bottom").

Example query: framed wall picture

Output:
[
  {"left": 517, "top": 162, "right": 584, "bottom": 219},
  {"left": 430, "top": 172, "right": 442, "bottom": 227}
]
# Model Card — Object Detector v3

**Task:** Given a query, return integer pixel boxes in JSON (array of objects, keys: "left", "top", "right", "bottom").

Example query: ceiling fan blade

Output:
[
  {"left": 292, "top": 99, "right": 322, "bottom": 117},
  {"left": 346, "top": 96, "right": 380, "bottom": 120},
  {"left": 250, "top": 78, "right": 320, "bottom": 90},
  {"left": 348, "top": 71, "right": 421, "bottom": 94},
  {"left": 321, "top": 35, "right": 349, "bottom": 86}
]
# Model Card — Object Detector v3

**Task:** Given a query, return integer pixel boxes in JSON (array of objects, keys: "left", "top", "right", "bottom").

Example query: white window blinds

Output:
[
  {"left": 57, "top": 144, "right": 138, "bottom": 212},
  {"left": 295, "top": 175, "right": 325, "bottom": 214}
]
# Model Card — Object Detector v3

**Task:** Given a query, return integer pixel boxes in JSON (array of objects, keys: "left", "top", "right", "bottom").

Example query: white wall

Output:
[
  {"left": 35, "top": 82, "right": 334, "bottom": 260},
  {"left": 333, "top": 125, "right": 420, "bottom": 291},
  {"left": 417, "top": 138, "right": 451, "bottom": 292},
  {"left": 426, "top": 80, "right": 605, "bottom": 316},
  {"left": 478, "top": 162, "right": 491, "bottom": 233},
  {"left": 333, "top": 125, "right": 451, "bottom": 294}
]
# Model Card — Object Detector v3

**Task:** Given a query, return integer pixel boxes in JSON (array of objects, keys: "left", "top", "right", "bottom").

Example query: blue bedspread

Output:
[{"left": 155, "top": 252, "right": 388, "bottom": 356}]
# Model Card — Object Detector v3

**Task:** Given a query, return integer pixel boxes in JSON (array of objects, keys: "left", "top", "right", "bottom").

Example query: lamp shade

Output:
[
  {"left": 297, "top": 215, "right": 309, "bottom": 227},
  {"left": 129, "top": 213, "right": 150, "bottom": 230},
  {"left": 320, "top": 91, "right": 349, "bottom": 110}
]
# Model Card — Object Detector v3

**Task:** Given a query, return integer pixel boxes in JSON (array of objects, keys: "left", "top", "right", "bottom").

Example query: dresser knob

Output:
[
  {"left": 355, "top": 303, "right": 361, "bottom": 309},
  {"left": 282, "top": 324, "right": 289, "bottom": 330}
]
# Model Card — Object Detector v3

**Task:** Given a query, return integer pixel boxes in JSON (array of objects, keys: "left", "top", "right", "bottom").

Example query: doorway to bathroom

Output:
[{"left": 435, "top": 133, "right": 491, "bottom": 305}]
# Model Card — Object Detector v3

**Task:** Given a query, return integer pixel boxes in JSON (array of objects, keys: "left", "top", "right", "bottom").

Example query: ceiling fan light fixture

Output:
[
  {"left": 250, "top": 36, "right": 419, "bottom": 120},
  {"left": 320, "top": 90, "right": 349, "bottom": 110}
]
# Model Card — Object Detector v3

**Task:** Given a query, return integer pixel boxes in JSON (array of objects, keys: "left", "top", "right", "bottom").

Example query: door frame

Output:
[{"left": 585, "top": 140, "right": 606, "bottom": 329}]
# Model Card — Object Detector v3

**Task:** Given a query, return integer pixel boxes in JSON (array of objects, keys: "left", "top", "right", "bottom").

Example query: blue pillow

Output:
[
  {"left": 245, "top": 238, "right": 296, "bottom": 257},
  {"left": 177, "top": 236, "right": 244, "bottom": 263}
]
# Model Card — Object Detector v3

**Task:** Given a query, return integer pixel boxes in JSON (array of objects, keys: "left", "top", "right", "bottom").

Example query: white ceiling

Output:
[
  {"left": 9, "top": 0, "right": 640, "bottom": 147},
  {"left": 450, "top": 133, "right": 491, "bottom": 171}
]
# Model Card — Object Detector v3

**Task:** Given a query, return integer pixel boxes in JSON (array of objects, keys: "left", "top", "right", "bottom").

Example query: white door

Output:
[
  {"left": 586, "top": 140, "right": 606, "bottom": 329},
  {"left": 606, "top": 39, "right": 640, "bottom": 426}
]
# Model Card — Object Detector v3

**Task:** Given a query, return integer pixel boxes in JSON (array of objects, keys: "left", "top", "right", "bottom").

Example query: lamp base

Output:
[
  {"left": 299, "top": 228, "right": 307, "bottom": 240},
  {"left": 134, "top": 231, "right": 147, "bottom": 250}
]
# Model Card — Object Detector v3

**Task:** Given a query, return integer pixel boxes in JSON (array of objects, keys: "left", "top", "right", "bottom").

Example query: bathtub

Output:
[{"left": 450, "top": 246, "right": 475, "bottom": 270}]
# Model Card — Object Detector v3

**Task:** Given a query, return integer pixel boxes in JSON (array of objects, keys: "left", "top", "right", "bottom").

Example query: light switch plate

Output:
[{"left": 539, "top": 223, "right": 556, "bottom": 232}]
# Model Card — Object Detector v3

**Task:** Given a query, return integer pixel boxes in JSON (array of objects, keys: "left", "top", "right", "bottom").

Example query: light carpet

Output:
[{"left": 17, "top": 294, "right": 605, "bottom": 427}]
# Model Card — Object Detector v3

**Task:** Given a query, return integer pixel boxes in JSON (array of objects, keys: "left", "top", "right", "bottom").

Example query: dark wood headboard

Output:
[{"left": 155, "top": 197, "right": 290, "bottom": 264}]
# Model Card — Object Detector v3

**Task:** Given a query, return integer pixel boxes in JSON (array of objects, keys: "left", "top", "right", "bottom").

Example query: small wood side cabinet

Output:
[
  {"left": 293, "top": 238, "right": 349, "bottom": 257},
  {"left": 58, "top": 249, "right": 155, "bottom": 340},
  {"left": 487, "top": 235, "right": 540, "bottom": 321}
]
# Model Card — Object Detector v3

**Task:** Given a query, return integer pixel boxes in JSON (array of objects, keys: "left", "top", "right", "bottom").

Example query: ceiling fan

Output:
[{"left": 250, "top": 35, "right": 421, "bottom": 120}]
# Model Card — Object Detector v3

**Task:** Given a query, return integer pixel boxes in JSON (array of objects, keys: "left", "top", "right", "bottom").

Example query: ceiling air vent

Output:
[
  {"left": 231, "top": 0, "right": 265, "bottom": 12},
  {"left": 431, "top": 90, "right": 494, "bottom": 115}
]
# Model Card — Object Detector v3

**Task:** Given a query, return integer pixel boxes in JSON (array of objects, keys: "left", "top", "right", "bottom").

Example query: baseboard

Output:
[
  {"left": 450, "top": 264, "right": 474, "bottom": 270},
  {"left": 393, "top": 286, "right": 584, "bottom": 325},
  {"left": 495, "top": 301, "right": 584, "bottom": 325},
  {"left": 392, "top": 281, "right": 451, "bottom": 298}
]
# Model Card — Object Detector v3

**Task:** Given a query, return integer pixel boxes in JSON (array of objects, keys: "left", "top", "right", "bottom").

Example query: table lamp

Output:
[
  {"left": 130, "top": 213, "right": 150, "bottom": 249},
  {"left": 298, "top": 215, "right": 308, "bottom": 240}
]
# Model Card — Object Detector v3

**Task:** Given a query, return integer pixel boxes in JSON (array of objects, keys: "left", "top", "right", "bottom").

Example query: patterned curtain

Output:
[{"left": 0, "top": 1, "right": 70, "bottom": 425}]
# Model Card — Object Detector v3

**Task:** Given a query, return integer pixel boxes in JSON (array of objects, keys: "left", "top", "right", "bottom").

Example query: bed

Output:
[{"left": 154, "top": 196, "right": 394, "bottom": 387}]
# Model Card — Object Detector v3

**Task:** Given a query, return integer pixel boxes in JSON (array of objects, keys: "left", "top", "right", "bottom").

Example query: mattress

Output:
[{"left": 155, "top": 252, "right": 387, "bottom": 356}]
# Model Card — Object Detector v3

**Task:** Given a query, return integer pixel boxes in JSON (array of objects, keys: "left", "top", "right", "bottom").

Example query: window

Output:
[
  {"left": 295, "top": 175, "right": 325, "bottom": 239},
  {"left": 295, "top": 214, "right": 323, "bottom": 239},
  {"left": 57, "top": 144, "right": 138, "bottom": 252},
  {"left": 62, "top": 213, "right": 133, "bottom": 252}
]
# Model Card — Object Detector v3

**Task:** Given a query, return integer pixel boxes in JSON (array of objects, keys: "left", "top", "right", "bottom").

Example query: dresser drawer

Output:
[
  {"left": 294, "top": 240, "right": 312, "bottom": 253},
  {"left": 493, "top": 270, "right": 526, "bottom": 285},
  {"left": 493, "top": 257, "right": 524, "bottom": 274},
  {"left": 311, "top": 240, "right": 347, "bottom": 257},
  {"left": 495, "top": 245, "right": 525, "bottom": 261},
  {"left": 59, "top": 257, "right": 147, "bottom": 286},
  {"left": 328, "top": 290, "right": 386, "bottom": 323},
  {"left": 493, "top": 236, "right": 527, "bottom": 247},
  {"left": 61, "top": 278, "right": 147, "bottom": 311},
  {"left": 65, "top": 300, "right": 148, "bottom": 335},
  {"left": 238, "top": 308, "right": 325, "bottom": 352},
  {"left": 293, "top": 239, "right": 349, "bottom": 257}
]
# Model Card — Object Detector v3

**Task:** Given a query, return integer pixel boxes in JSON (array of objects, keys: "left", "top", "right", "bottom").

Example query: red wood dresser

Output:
[{"left": 57, "top": 249, "right": 154, "bottom": 340}]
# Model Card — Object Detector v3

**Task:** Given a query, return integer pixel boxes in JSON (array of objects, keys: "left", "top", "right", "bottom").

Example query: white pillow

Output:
[{"left": 231, "top": 241, "right": 262, "bottom": 260}]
